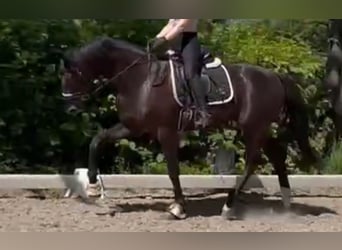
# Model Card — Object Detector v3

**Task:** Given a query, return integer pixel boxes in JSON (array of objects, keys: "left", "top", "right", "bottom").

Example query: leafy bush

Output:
[
  {"left": 0, "top": 19, "right": 337, "bottom": 175},
  {"left": 199, "top": 21, "right": 327, "bottom": 174}
]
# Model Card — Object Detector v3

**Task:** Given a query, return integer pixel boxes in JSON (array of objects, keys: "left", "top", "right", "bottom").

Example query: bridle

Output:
[
  {"left": 328, "top": 37, "right": 341, "bottom": 50},
  {"left": 61, "top": 56, "right": 146, "bottom": 101},
  {"left": 61, "top": 40, "right": 156, "bottom": 102}
]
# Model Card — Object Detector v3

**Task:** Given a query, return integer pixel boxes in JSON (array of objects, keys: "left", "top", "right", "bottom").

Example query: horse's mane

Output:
[{"left": 65, "top": 36, "right": 147, "bottom": 65}]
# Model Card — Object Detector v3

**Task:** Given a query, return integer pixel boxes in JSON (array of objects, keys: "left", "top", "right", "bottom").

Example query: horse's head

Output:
[
  {"left": 60, "top": 38, "right": 122, "bottom": 114},
  {"left": 60, "top": 51, "right": 94, "bottom": 115},
  {"left": 324, "top": 20, "right": 342, "bottom": 115},
  {"left": 325, "top": 20, "right": 342, "bottom": 89},
  {"left": 60, "top": 37, "right": 149, "bottom": 115}
]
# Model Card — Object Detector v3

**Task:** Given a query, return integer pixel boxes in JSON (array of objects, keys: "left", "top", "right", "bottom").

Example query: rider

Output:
[{"left": 150, "top": 19, "right": 209, "bottom": 128}]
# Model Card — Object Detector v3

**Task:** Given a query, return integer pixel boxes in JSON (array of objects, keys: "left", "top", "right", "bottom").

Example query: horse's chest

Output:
[
  {"left": 116, "top": 94, "right": 152, "bottom": 131},
  {"left": 116, "top": 93, "right": 139, "bottom": 112}
]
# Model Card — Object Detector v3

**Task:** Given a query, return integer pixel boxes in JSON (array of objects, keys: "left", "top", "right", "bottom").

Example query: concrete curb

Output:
[{"left": 1, "top": 174, "right": 342, "bottom": 197}]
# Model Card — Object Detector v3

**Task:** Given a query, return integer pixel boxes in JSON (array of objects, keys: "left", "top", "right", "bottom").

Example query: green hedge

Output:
[{"left": 0, "top": 19, "right": 337, "bottom": 175}]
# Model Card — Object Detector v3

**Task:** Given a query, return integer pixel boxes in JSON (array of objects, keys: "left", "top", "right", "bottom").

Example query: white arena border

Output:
[{"left": 0, "top": 173, "right": 342, "bottom": 192}]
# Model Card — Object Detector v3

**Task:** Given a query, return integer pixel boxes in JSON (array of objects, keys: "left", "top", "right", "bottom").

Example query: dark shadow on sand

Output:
[{"left": 114, "top": 192, "right": 338, "bottom": 219}]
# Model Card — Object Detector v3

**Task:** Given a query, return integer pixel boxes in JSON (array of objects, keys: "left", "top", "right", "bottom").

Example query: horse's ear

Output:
[
  {"left": 53, "top": 48, "right": 75, "bottom": 70},
  {"left": 61, "top": 51, "right": 78, "bottom": 72}
]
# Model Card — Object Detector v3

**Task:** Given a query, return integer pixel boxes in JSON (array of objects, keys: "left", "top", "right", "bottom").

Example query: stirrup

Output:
[{"left": 194, "top": 110, "right": 210, "bottom": 128}]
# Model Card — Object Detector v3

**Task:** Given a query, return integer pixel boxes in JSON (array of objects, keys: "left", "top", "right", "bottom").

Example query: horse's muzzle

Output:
[
  {"left": 331, "top": 43, "right": 342, "bottom": 64},
  {"left": 325, "top": 68, "right": 340, "bottom": 89}
]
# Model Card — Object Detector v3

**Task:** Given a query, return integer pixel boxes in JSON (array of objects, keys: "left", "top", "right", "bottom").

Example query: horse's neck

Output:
[
  {"left": 112, "top": 50, "right": 151, "bottom": 119},
  {"left": 110, "top": 50, "right": 148, "bottom": 93}
]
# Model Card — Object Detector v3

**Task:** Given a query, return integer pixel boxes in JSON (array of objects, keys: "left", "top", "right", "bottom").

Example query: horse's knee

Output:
[
  {"left": 89, "top": 130, "right": 107, "bottom": 152},
  {"left": 167, "top": 167, "right": 180, "bottom": 178}
]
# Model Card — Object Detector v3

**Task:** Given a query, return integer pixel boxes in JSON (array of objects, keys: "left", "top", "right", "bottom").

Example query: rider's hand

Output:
[{"left": 150, "top": 37, "right": 167, "bottom": 52}]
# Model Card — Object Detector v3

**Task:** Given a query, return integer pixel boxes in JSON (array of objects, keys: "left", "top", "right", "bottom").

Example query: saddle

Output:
[{"left": 151, "top": 47, "right": 234, "bottom": 131}]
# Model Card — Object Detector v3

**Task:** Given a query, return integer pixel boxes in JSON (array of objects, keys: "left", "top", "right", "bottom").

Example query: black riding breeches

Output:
[{"left": 180, "top": 32, "right": 201, "bottom": 81}]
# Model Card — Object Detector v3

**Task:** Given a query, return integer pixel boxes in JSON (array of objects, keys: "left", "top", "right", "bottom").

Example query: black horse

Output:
[
  {"left": 324, "top": 19, "right": 342, "bottom": 145},
  {"left": 60, "top": 36, "right": 319, "bottom": 220}
]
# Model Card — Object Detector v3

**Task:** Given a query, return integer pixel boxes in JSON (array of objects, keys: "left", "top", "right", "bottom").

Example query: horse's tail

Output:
[{"left": 277, "top": 73, "right": 320, "bottom": 170}]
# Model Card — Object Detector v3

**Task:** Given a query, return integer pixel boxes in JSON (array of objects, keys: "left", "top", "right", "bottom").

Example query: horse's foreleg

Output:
[
  {"left": 158, "top": 127, "right": 186, "bottom": 219},
  {"left": 87, "top": 123, "right": 131, "bottom": 197}
]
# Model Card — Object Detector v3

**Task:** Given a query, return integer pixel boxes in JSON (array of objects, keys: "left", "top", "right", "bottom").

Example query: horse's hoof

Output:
[
  {"left": 282, "top": 203, "right": 292, "bottom": 212},
  {"left": 227, "top": 212, "right": 239, "bottom": 220},
  {"left": 221, "top": 204, "right": 239, "bottom": 220},
  {"left": 86, "top": 183, "right": 101, "bottom": 197},
  {"left": 167, "top": 203, "right": 187, "bottom": 220}
]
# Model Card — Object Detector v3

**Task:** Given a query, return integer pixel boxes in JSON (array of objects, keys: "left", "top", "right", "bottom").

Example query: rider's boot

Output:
[{"left": 188, "top": 76, "right": 210, "bottom": 128}]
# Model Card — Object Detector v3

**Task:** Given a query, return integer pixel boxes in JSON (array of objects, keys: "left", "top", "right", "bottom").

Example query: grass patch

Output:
[{"left": 323, "top": 142, "right": 342, "bottom": 174}]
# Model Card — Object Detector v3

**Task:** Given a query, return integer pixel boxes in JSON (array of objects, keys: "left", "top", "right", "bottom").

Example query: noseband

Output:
[{"left": 328, "top": 37, "right": 341, "bottom": 49}]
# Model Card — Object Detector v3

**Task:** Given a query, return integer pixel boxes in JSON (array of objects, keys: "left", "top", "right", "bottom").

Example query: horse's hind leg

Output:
[
  {"left": 264, "top": 137, "right": 292, "bottom": 210},
  {"left": 87, "top": 123, "right": 131, "bottom": 197},
  {"left": 158, "top": 127, "right": 186, "bottom": 219},
  {"left": 222, "top": 126, "right": 267, "bottom": 220}
]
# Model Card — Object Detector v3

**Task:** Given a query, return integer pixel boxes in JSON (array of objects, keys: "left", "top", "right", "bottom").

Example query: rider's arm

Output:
[
  {"left": 162, "top": 19, "right": 191, "bottom": 40},
  {"left": 156, "top": 20, "right": 174, "bottom": 38}
]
